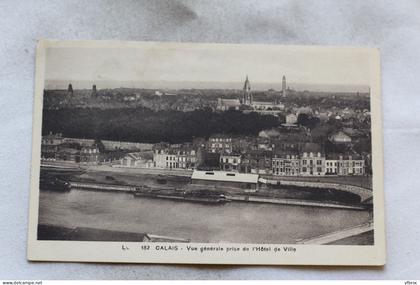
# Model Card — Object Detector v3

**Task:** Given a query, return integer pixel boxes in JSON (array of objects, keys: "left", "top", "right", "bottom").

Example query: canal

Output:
[{"left": 38, "top": 189, "right": 372, "bottom": 244}]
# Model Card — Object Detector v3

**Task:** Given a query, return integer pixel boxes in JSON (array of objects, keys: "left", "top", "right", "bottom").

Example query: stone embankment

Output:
[
  {"left": 69, "top": 181, "right": 367, "bottom": 210},
  {"left": 261, "top": 179, "right": 373, "bottom": 202}
]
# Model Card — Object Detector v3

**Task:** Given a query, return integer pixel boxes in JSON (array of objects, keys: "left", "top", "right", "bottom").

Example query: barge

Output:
[
  {"left": 133, "top": 186, "right": 229, "bottom": 205},
  {"left": 40, "top": 176, "right": 72, "bottom": 192}
]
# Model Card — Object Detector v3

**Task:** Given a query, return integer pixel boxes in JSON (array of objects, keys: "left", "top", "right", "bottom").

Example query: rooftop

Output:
[
  {"left": 301, "top": 142, "right": 322, "bottom": 153},
  {"left": 191, "top": 170, "right": 259, "bottom": 184},
  {"left": 326, "top": 152, "right": 363, "bottom": 160}
]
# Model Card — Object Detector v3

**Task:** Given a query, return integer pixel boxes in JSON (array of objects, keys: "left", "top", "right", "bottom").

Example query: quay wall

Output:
[
  {"left": 263, "top": 179, "right": 373, "bottom": 202},
  {"left": 69, "top": 181, "right": 367, "bottom": 210}
]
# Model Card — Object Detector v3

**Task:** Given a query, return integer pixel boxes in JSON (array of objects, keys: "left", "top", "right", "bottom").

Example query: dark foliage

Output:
[
  {"left": 94, "top": 139, "right": 106, "bottom": 153},
  {"left": 42, "top": 108, "right": 281, "bottom": 144},
  {"left": 297, "top": 113, "right": 320, "bottom": 130}
]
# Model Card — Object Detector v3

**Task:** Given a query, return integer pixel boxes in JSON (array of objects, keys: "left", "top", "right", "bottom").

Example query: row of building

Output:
[
  {"left": 41, "top": 132, "right": 366, "bottom": 176},
  {"left": 151, "top": 137, "right": 366, "bottom": 176},
  {"left": 218, "top": 149, "right": 365, "bottom": 176}
]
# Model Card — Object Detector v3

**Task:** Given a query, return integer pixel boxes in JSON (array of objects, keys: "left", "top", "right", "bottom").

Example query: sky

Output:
[{"left": 44, "top": 42, "right": 373, "bottom": 91}]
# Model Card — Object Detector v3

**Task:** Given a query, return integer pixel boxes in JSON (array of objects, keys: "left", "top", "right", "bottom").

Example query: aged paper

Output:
[{"left": 28, "top": 40, "right": 385, "bottom": 265}]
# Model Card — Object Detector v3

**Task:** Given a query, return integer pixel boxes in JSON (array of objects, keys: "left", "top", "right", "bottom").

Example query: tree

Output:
[
  {"left": 297, "top": 113, "right": 320, "bottom": 130},
  {"left": 94, "top": 139, "right": 106, "bottom": 153}
]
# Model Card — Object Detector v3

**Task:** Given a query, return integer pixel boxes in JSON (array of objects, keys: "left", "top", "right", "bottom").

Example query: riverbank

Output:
[
  {"left": 42, "top": 163, "right": 372, "bottom": 210},
  {"left": 38, "top": 189, "right": 373, "bottom": 244},
  {"left": 44, "top": 161, "right": 372, "bottom": 193},
  {"left": 67, "top": 180, "right": 368, "bottom": 210}
]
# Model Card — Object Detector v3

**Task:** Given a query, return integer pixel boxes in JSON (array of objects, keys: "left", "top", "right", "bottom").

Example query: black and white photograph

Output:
[{"left": 27, "top": 40, "right": 384, "bottom": 265}]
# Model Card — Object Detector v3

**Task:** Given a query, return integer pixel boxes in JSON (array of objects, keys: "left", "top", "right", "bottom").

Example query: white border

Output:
[{"left": 27, "top": 40, "right": 385, "bottom": 266}]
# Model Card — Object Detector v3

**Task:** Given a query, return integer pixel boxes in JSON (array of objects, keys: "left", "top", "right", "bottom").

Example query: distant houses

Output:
[
  {"left": 329, "top": 131, "right": 352, "bottom": 144},
  {"left": 41, "top": 130, "right": 367, "bottom": 176},
  {"left": 208, "top": 135, "right": 233, "bottom": 154},
  {"left": 79, "top": 145, "right": 100, "bottom": 165},
  {"left": 272, "top": 151, "right": 300, "bottom": 176},
  {"left": 41, "top": 134, "right": 100, "bottom": 165},
  {"left": 152, "top": 143, "right": 197, "bottom": 170},
  {"left": 120, "top": 152, "right": 153, "bottom": 168},
  {"left": 216, "top": 98, "right": 241, "bottom": 111},
  {"left": 220, "top": 153, "right": 241, "bottom": 172},
  {"left": 325, "top": 153, "right": 365, "bottom": 175}
]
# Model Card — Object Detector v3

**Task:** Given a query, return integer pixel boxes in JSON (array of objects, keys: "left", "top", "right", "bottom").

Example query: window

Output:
[
  {"left": 205, "top": 172, "right": 215, "bottom": 175},
  {"left": 226, "top": 173, "right": 235, "bottom": 176},
  {"left": 317, "top": 160, "right": 322, "bottom": 165},
  {"left": 302, "top": 167, "right": 307, "bottom": 172},
  {"left": 303, "top": 160, "right": 307, "bottom": 165}
]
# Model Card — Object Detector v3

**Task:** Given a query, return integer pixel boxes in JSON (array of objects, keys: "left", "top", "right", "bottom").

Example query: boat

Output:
[
  {"left": 156, "top": 176, "right": 167, "bottom": 184},
  {"left": 40, "top": 163, "right": 85, "bottom": 176},
  {"left": 178, "top": 193, "right": 229, "bottom": 205},
  {"left": 39, "top": 176, "right": 72, "bottom": 192},
  {"left": 132, "top": 186, "right": 229, "bottom": 205}
]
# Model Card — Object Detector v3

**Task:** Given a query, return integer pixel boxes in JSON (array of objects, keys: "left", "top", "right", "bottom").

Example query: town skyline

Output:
[
  {"left": 44, "top": 43, "right": 374, "bottom": 89},
  {"left": 45, "top": 79, "right": 370, "bottom": 93}
]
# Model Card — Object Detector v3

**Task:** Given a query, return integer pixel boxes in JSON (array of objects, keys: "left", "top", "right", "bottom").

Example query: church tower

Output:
[
  {"left": 67, "top": 83, "right": 73, "bottom": 95},
  {"left": 92, "top": 84, "right": 97, "bottom": 97},
  {"left": 243, "top": 75, "right": 252, "bottom": 105},
  {"left": 282, "top": 75, "right": 287, "bottom": 98}
]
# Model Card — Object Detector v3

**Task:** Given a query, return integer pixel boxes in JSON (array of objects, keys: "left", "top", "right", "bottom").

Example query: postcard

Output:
[{"left": 27, "top": 40, "right": 385, "bottom": 265}]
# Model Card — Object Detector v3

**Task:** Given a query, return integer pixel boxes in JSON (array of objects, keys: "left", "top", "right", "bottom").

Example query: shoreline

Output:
[
  {"left": 67, "top": 181, "right": 368, "bottom": 211},
  {"left": 41, "top": 162, "right": 372, "bottom": 211}
]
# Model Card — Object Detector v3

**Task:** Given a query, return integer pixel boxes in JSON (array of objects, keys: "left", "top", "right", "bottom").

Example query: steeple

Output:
[
  {"left": 282, "top": 75, "right": 286, "bottom": 98},
  {"left": 92, "top": 84, "right": 97, "bottom": 97},
  {"left": 67, "top": 83, "right": 73, "bottom": 95},
  {"left": 243, "top": 75, "right": 252, "bottom": 105}
]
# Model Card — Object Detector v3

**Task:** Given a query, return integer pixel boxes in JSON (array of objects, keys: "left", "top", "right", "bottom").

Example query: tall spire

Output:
[
  {"left": 282, "top": 75, "right": 286, "bottom": 98},
  {"left": 243, "top": 75, "right": 252, "bottom": 105},
  {"left": 92, "top": 84, "right": 97, "bottom": 97},
  {"left": 244, "top": 75, "right": 250, "bottom": 90},
  {"left": 67, "top": 83, "right": 73, "bottom": 95}
]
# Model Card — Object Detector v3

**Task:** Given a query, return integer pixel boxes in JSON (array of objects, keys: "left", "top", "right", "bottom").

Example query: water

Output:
[{"left": 39, "top": 189, "right": 371, "bottom": 243}]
